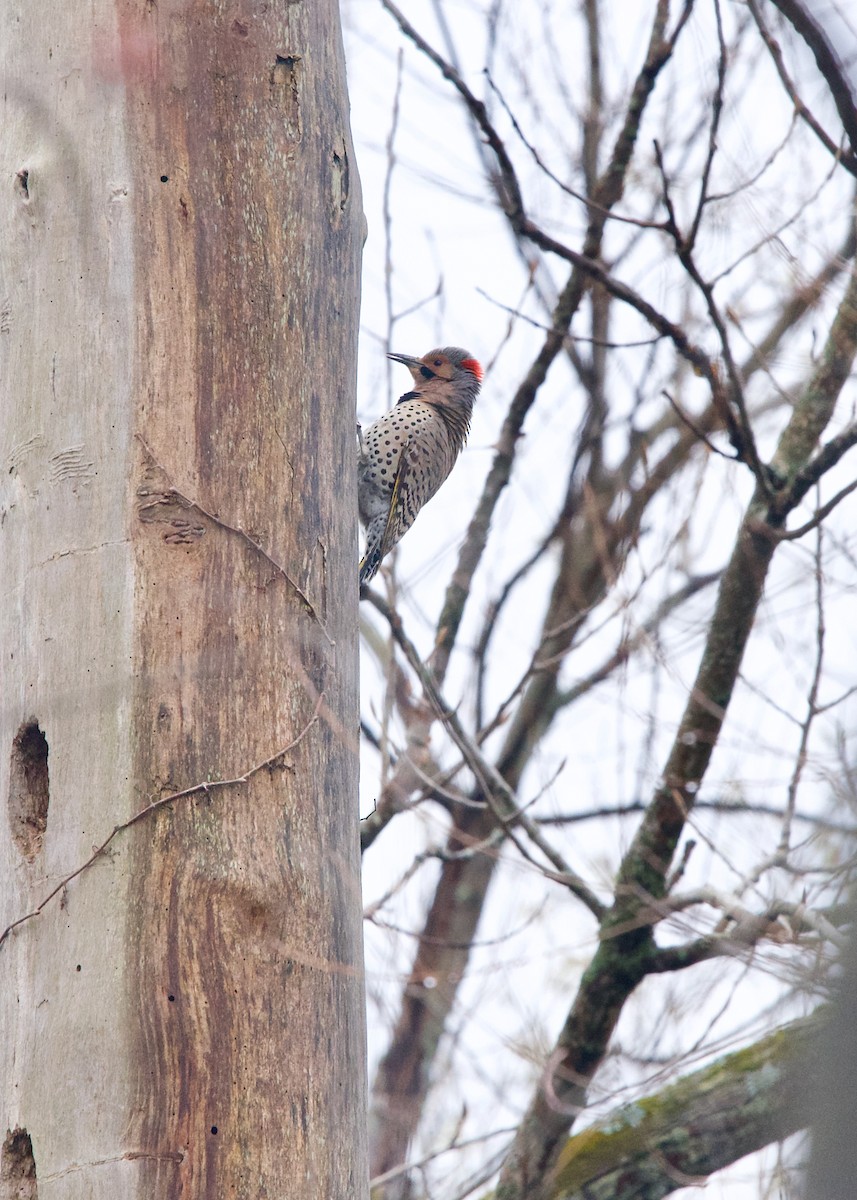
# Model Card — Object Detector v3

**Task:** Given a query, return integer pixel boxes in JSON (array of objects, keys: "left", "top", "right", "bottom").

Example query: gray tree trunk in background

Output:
[
  {"left": 806, "top": 902, "right": 857, "bottom": 1200},
  {"left": 0, "top": 3, "right": 366, "bottom": 1197}
]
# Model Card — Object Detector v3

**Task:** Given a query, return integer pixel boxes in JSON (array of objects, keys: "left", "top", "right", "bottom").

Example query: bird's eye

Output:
[{"left": 433, "top": 359, "right": 443, "bottom": 367}]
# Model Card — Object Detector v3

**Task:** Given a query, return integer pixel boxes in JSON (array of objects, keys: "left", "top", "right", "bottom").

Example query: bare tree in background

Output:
[{"left": 355, "top": 2, "right": 857, "bottom": 1197}]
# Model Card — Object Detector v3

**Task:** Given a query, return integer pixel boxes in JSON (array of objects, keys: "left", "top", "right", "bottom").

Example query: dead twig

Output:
[
  {"left": 0, "top": 699, "right": 324, "bottom": 951},
  {"left": 136, "top": 434, "right": 332, "bottom": 644}
]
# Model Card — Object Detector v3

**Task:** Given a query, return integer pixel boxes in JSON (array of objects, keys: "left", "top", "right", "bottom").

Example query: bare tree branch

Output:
[
  {"left": 494, "top": 220, "right": 857, "bottom": 1200},
  {"left": 767, "top": 0, "right": 857, "bottom": 159},
  {"left": 748, "top": 0, "right": 857, "bottom": 176},
  {"left": 548, "top": 1011, "right": 821, "bottom": 1200}
]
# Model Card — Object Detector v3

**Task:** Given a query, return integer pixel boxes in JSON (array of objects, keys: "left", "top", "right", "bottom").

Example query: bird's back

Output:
[{"left": 358, "top": 399, "right": 457, "bottom": 528}]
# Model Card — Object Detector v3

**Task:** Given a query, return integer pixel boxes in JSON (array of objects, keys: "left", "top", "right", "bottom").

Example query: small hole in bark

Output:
[
  {"left": 8, "top": 720, "right": 50, "bottom": 861},
  {"left": 0, "top": 1127, "right": 38, "bottom": 1198},
  {"left": 15, "top": 170, "right": 29, "bottom": 201},
  {"left": 160, "top": 175, "right": 169, "bottom": 183},
  {"left": 210, "top": 1126, "right": 218, "bottom": 1135}
]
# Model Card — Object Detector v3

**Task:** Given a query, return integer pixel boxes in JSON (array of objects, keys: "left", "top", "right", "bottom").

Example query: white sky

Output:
[{"left": 345, "top": 3, "right": 857, "bottom": 1196}]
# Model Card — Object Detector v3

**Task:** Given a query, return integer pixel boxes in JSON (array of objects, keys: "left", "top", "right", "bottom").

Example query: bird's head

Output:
[{"left": 388, "top": 347, "right": 483, "bottom": 406}]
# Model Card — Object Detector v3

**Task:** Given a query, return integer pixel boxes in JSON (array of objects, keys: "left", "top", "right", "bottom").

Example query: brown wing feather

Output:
[{"left": 379, "top": 442, "right": 416, "bottom": 561}]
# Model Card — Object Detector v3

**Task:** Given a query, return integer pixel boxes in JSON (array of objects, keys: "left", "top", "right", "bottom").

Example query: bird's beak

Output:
[{"left": 387, "top": 352, "right": 423, "bottom": 369}]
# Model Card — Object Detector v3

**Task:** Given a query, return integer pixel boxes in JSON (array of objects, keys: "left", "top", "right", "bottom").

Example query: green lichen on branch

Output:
[{"left": 547, "top": 1012, "right": 821, "bottom": 1200}]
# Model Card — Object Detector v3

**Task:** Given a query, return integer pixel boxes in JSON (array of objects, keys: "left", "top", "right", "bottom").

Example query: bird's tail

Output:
[{"left": 359, "top": 543, "right": 382, "bottom": 588}]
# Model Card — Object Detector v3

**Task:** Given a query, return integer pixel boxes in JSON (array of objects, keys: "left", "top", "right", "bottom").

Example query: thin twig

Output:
[
  {"left": 653, "top": 143, "right": 770, "bottom": 490},
  {"left": 364, "top": 850, "right": 435, "bottom": 920},
  {"left": 364, "top": 589, "right": 605, "bottom": 918},
  {"left": 661, "top": 389, "right": 735, "bottom": 461},
  {"left": 748, "top": 0, "right": 857, "bottom": 176},
  {"left": 767, "top": 0, "right": 857, "bottom": 160},
  {"left": 136, "top": 435, "right": 332, "bottom": 643},
  {"left": 483, "top": 70, "right": 669, "bottom": 233},
  {"left": 753, "top": 476, "right": 857, "bottom": 541},
  {"left": 369, "top": 1124, "right": 516, "bottom": 1190},
  {"left": 778, "top": 516, "right": 825, "bottom": 856},
  {"left": 383, "top": 48, "right": 404, "bottom": 396},
  {"left": 687, "top": 0, "right": 728, "bottom": 249},
  {"left": 0, "top": 699, "right": 323, "bottom": 951},
  {"left": 477, "top": 287, "right": 660, "bottom": 347}
]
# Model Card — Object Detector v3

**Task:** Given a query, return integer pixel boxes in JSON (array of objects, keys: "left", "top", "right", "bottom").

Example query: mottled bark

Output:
[
  {"left": 0, "top": 3, "right": 365, "bottom": 1198},
  {"left": 550, "top": 1012, "right": 819, "bottom": 1200}
]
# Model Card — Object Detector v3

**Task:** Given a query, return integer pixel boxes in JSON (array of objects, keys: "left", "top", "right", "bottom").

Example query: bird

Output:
[{"left": 358, "top": 346, "right": 483, "bottom": 587}]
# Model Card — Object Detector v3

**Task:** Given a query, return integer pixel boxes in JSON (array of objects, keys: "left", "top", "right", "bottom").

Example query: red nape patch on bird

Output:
[{"left": 461, "top": 358, "right": 483, "bottom": 381}]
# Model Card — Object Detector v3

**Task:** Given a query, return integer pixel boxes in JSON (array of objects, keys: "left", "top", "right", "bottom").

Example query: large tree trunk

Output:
[{"left": 0, "top": 3, "right": 365, "bottom": 1198}]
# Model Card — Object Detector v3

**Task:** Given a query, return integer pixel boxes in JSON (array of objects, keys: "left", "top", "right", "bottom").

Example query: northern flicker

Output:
[{"left": 358, "top": 346, "right": 483, "bottom": 587}]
